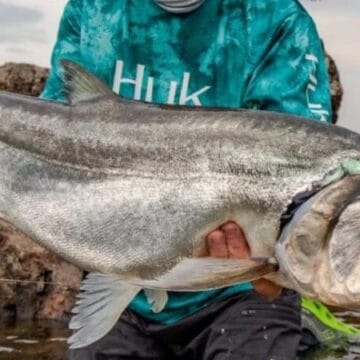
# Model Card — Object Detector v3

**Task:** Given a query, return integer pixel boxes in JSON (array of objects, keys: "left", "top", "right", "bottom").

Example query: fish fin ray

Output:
[
  {"left": 72, "top": 288, "right": 112, "bottom": 313},
  {"left": 68, "top": 272, "right": 141, "bottom": 349},
  {"left": 144, "top": 289, "right": 168, "bottom": 313},
  {"left": 132, "top": 257, "right": 278, "bottom": 291},
  {"left": 60, "top": 60, "right": 114, "bottom": 105}
]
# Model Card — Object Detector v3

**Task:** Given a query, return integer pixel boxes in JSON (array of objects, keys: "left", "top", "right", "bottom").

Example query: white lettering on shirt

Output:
[
  {"left": 112, "top": 60, "right": 211, "bottom": 106},
  {"left": 179, "top": 72, "right": 211, "bottom": 106},
  {"left": 112, "top": 61, "right": 145, "bottom": 101},
  {"left": 305, "top": 53, "right": 330, "bottom": 121}
]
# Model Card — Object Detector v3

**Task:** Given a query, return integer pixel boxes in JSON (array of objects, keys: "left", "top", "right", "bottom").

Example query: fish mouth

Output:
[
  {"left": 275, "top": 175, "right": 360, "bottom": 309},
  {"left": 328, "top": 196, "right": 360, "bottom": 295}
]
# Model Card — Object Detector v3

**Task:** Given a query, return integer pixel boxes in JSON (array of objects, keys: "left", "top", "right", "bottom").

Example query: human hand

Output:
[{"left": 199, "top": 222, "right": 282, "bottom": 301}]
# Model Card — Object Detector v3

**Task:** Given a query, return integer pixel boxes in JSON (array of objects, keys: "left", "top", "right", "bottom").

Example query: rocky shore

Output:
[{"left": 0, "top": 63, "right": 82, "bottom": 322}]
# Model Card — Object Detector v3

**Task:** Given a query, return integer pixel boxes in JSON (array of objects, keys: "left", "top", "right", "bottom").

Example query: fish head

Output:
[{"left": 276, "top": 175, "right": 360, "bottom": 309}]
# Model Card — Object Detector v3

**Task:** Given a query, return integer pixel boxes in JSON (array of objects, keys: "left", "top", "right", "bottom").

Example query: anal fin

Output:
[
  {"left": 68, "top": 273, "right": 141, "bottom": 349},
  {"left": 131, "top": 257, "right": 278, "bottom": 291}
]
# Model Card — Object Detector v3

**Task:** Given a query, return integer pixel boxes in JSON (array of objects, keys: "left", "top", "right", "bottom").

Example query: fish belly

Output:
[{"left": 0, "top": 143, "right": 278, "bottom": 278}]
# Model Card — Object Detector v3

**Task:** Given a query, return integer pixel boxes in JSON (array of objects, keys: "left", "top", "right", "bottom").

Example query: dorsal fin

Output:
[{"left": 60, "top": 59, "right": 114, "bottom": 105}]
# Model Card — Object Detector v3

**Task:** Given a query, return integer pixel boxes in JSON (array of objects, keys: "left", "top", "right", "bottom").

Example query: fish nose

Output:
[{"left": 329, "top": 196, "right": 360, "bottom": 295}]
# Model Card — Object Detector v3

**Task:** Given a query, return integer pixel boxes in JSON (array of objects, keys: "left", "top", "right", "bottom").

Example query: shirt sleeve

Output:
[
  {"left": 243, "top": 12, "right": 332, "bottom": 123},
  {"left": 40, "top": 0, "right": 83, "bottom": 102}
]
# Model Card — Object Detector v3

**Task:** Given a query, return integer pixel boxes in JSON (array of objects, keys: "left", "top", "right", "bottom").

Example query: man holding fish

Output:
[{"left": 32, "top": 0, "right": 355, "bottom": 358}]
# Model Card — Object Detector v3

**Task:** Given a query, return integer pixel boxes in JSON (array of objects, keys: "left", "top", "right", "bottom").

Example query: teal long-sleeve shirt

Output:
[{"left": 41, "top": 0, "right": 332, "bottom": 324}]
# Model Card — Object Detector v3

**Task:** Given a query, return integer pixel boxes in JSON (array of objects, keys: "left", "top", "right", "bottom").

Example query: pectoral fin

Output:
[
  {"left": 132, "top": 257, "right": 278, "bottom": 291},
  {"left": 68, "top": 273, "right": 141, "bottom": 349}
]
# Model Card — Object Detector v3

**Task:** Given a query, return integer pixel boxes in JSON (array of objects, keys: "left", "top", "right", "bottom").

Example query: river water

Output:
[
  {"left": 0, "top": 321, "right": 70, "bottom": 360},
  {"left": 0, "top": 315, "right": 359, "bottom": 360}
]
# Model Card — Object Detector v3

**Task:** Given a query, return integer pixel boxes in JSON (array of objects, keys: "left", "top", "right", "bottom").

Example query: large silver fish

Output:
[{"left": 0, "top": 61, "right": 360, "bottom": 348}]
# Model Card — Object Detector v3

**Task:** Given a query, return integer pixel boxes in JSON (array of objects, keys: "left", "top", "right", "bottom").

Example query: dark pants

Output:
[{"left": 67, "top": 290, "right": 301, "bottom": 360}]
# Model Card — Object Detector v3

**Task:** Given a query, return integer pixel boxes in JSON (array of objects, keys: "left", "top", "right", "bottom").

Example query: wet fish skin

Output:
[{"left": 0, "top": 61, "right": 360, "bottom": 307}]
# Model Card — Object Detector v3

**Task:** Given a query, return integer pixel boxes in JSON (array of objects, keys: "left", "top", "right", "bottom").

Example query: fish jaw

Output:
[
  {"left": 326, "top": 197, "right": 360, "bottom": 306},
  {"left": 276, "top": 175, "right": 360, "bottom": 309}
]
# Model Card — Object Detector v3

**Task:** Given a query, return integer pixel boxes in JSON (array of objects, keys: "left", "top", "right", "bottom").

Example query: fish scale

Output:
[{"left": 0, "top": 60, "right": 360, "bottom": 348}]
